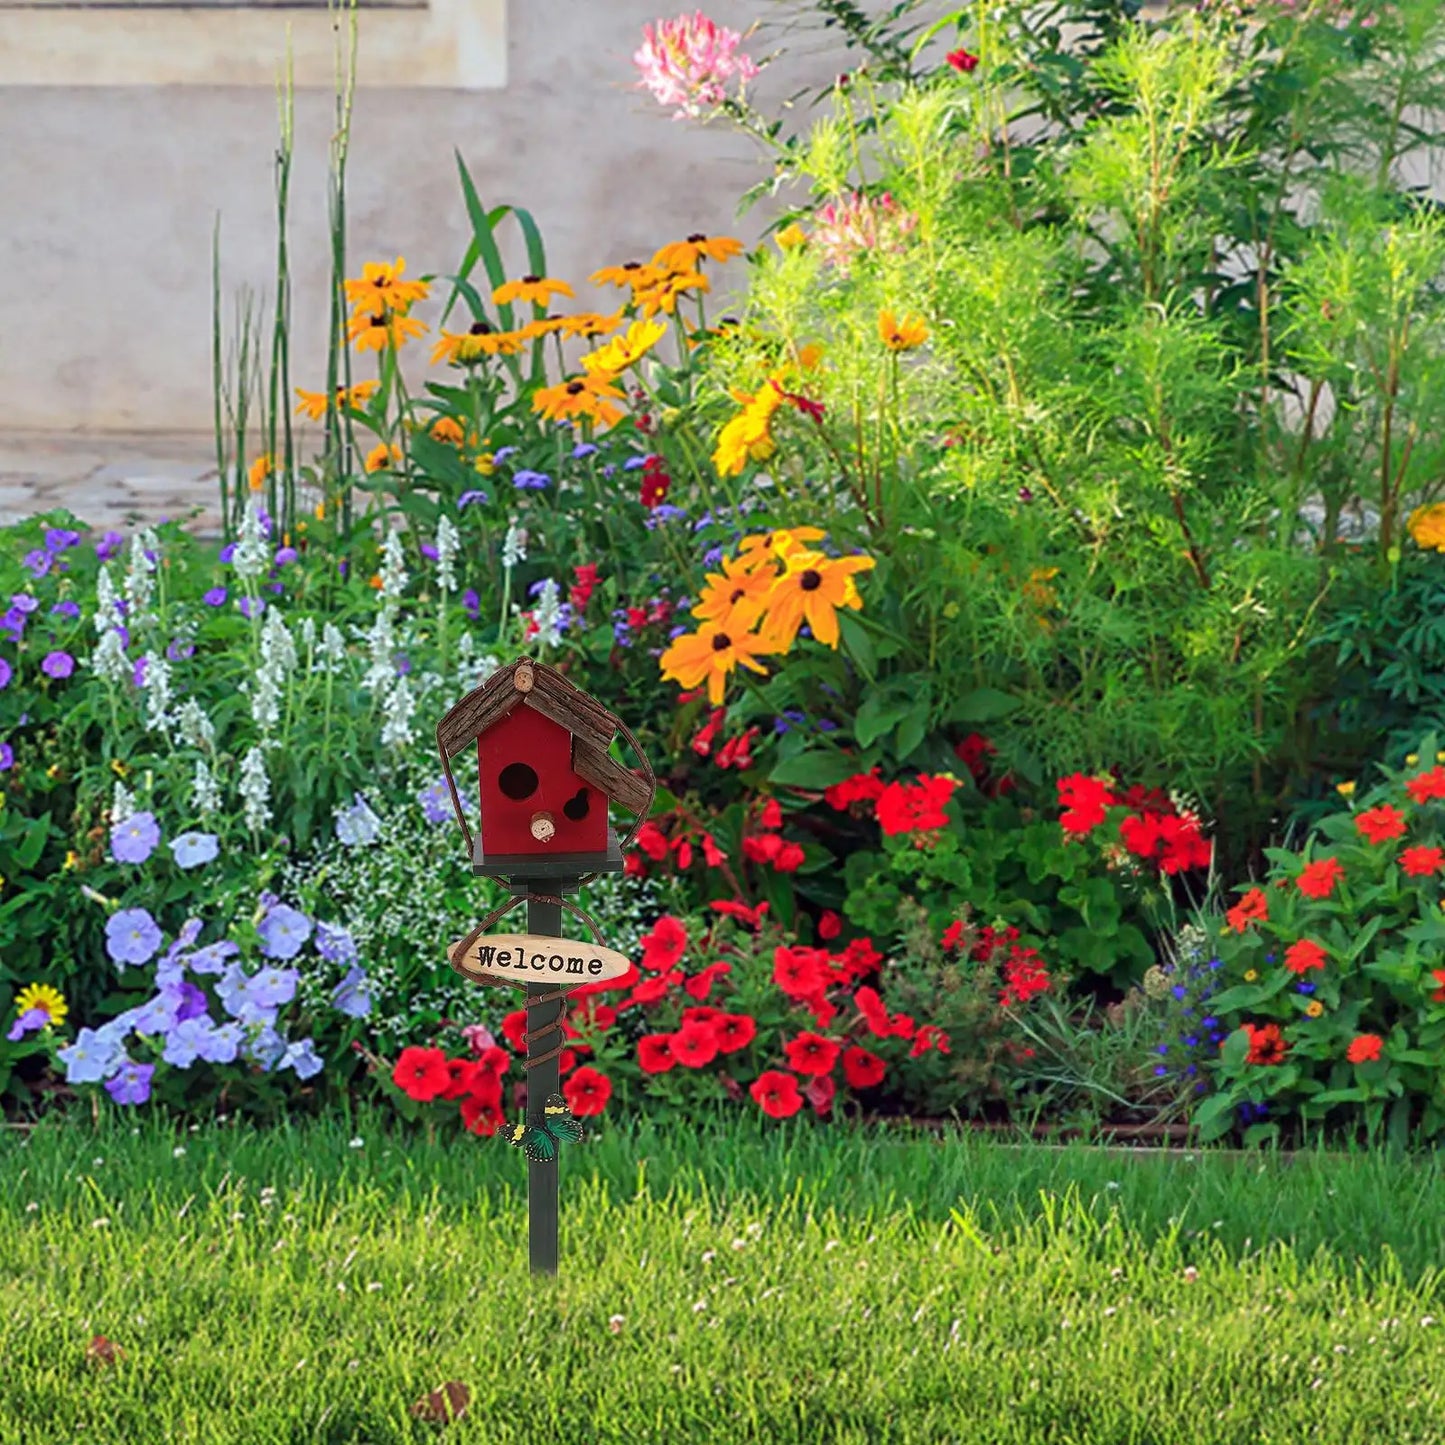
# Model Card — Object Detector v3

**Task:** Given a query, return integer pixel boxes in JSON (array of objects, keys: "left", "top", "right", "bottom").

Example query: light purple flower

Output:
[
  {"left": 132, "top": 656, "right": 147, "bottom": 689},
  {"left": 95, "top": 531, "right": 124, "bottom": 561},
  {"left": 237, "top": 596, "right": 265, "bottom": 620},
  {"left": 419, "top": 778, "right": 452, "bottom": 825},
  {"left": 420, "top": 543, "right": 439, "bottom": 561},
  {"left": 185, "top": 939, "right": 239, "bottom": 976},
  {"left": 314, "top": 923, "right": 358, "bottom": 967},
  {"left": 111, "top": 811, "right": 160, "bottom": 864},
  {"left": 513, "top": 470, "right": 551, "bottom": 490},
  {"left": 279, "top": 1039, "right": 324, "bottom": 1079},
  {"left": 23, "top": 550, "right": 51, "bottom": 579},
  {"left": 197, "top": 1022, "right": 243, "bottom": 1064},
  {"left": 1, "top": 612, "right": 25, "bottom": 643},
  {"left": 257, "top": 903, "right": 312, "bottom": 960},
  {"left": 244, "top": 1024, "right": 288, "bottom": 1070},
  {"left": 458, "top": 490, "right": 489, "bottom": 509},
  {"left": 50, "top": 600, "right": 81, "bottom": 619},
  {"left": 572, "top": 442, "right": 599, "bottom": 459},
  {"left": 0, "top": 658, "right": 11, "bottom": 691},
  {"left": 166, "top": 639, "right": 195, "bottom": 662},
  {"left": 331, "top": 965, "right": 374, "bottom": 1019},
  {"left": 273, "top": 547, "right": 298, "bottom": 567},
  {"left": 0, "top": 743, "right": 11, "bottom": 771},
  {"left": 251, "top": 966, "right": 299, "bottom": 1009},
  {"left": 493, "top": 445, "right": 519, "bottom": 463},
  {"left": 462, "top": 588, "right": 481, "bottom": 619},
  {"left": 218, "top": 543, "right": 237, "bottom": 564},
  {"left": 128, "top": 991, "right": 182, "bottom": 1037},
  {"left": 162, "top": 1017, "right": 216, "bottom": 1068},
  {"left": 40, "top": 651, "right": 75, "bottom": 680},
  {"left": 217, "top": 964, "right": 270, "bottom": 1025},
  {"left": 106, "top": 907, "right": 163, "bottom": 967},
  {"left": 203, "top": 587, "right": 227, "bottom": 607},
  {"left": 104, "top": 1060, "right": 155, "bottom": 1106},
  {"left": 56, "top": 1027, "right": 126, "bottom": 1084},
  {"left": 45, "top": 528, "right": 81, "bottom": 553},
  {"left": 7, "top": 1006, "right": 49, "bottom": 1042},
  {"left": 335, "top": 794, "right": 381, "bottom": 848},
  {"left": 169, "top": 832, "right": 219, "bottom": 870},
  {"left": 623, "top": 455, "right": 649, "bottom": 471},
  {"left": 10, "top": 594, "right": 37, "bottom": 616}
]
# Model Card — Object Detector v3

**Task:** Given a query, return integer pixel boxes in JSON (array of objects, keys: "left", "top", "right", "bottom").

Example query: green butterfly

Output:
[{"left": 506, "top": 1093, "right": 585, "bottom": 1163}]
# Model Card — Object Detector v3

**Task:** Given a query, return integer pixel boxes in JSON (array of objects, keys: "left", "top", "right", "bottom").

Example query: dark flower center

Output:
[
  {"left": 800, "top": 569, "right": 823, "bottom": 591},
  {"left": 523, "top": 274, "right": 543, "bottom": 284},
  {"left": 369, "top": 314, "right": 385, "bottom": 327},
  {"left": 687, "top": 232, "right": 708, "bottom": 243},
  {"left": 566, "top": 382, "right": 586, "bottom": 395},
  {"left": 730, "top": 588, "right": 745, "bottom": 603},
  {"left": 469, "top": 321, "right": 493, "bottom": 335},
  {"left": 623, "top": 261, "right": 642, "bottom": 270},
  {"left": 712, "top": 633, "right": 732, "bottom": 652}
]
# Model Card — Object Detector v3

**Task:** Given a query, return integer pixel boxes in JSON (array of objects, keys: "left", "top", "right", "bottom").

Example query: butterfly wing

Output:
[
  {"left": 506, "top": 1119, "right": 531, "bottom": 1151},
  {"left": 519, "top": 1123, "right": 560, "bottom": 1164},
  {"left": 543, "top": 1093, "right": 585, "bottom": 1143}
]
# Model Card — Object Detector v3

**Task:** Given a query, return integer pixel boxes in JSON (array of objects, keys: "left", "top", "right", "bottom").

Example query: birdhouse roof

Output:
[{"left": 436, "top": 656, "right": 651, "bottom": 817}]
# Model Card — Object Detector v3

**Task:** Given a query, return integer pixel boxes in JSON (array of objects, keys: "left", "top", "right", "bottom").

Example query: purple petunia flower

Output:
[
  {"left": 106, "top": 907, "right": 163, "bottom": 968},
  {"left": 1, "top": 612, "right": 25, "bottom": 643},
  {"left": 95, "top": 531, "right": 124, "bottom": 561},
  {"left": 185, "top": 939, "right": 240, "bottom": 977},
  {"left": 331, "top": 966, "right": 374, "bottom": 1019},
  {"left": 702, "top": 546, "right": 724, "bottom": 566},
  {"left": 50, "top": 600, "right": 81, "bottom": 619},
  {"left": 169, "top": 831, "right": 219, "bottom": 870},
  {"left": 111, "top": 811, "right": 161, "bottom": 864},
  {"left": 104, "top": 1060, "right": 155, "bottom": 1106},
  {"left": 10, "top": 594, "right": 37, "bottom": 615},
  {"left": 419, "top": 543, "right": 439, "bottom": 563},
  {"left": 219, "top": 543, "right": 238, "bottom": 564},
  {"left": 513, "top": 470, "right": 551, "bottom": 490},
  {"left": 237, "top": 596, "right": 265, "bottom": 620},
  {"left": 257, "top": 903, "right": 312, "bottom": 961},
  {"left": 0, "top": 658, "right": 10, "bottom": 691},
  {"left": 273, "top": 547, "right": 298, "bottom": 567},
  {"left": 56, "top": 1027, "right": 125, "bottom": 1085},
  {"left": 45, "top": 528, "right": 81, "bottom": 553},
  {"left": 0, "top": 743, "right": 12, "bottom": 771},
  {"left": 203, "top": 587, "right": 227, "bottom": 607},
  {"left": 23, "top": 550, "right": 52, "bottom": 579},
  {"left": 458, "top": 490, "right": 489, "bottom": 510},
  {"left": 41, "top": 651, "right": 75, "bottom": 680}
]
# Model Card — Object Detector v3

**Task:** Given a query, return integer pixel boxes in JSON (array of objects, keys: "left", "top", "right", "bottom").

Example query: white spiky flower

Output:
[
  {"left": 111, "top": 781, "right": 135, "bottom": 824},
  {"left": 299, "top": 616, "right": 318, "bottom": 655},
  {"left": 143, "top": 654, "right": 175, "bottom": 739},
  {"left": 239, "top": 746, "right": 272, "bottom": 833},
  {"left": 361, "top": 611, "right": 396, "bottom": 695},
  {"left": 176, "top": 698, "right": 216, "bottom": 752},
  {"left": 378, "top": 529, "right": 408, "bottom": 603},
  {"left": 233, "top": 497, "right": 269, "bottom": 582},
  {"left": 502, "top": 520, "right": 527, "bottom": 568},
  {"left": 380, "top": 675, "right": 416, "bottom": 749},
  {"left": 93, "top": 565, "right": 122, "bottom": 637},
  {"left": 123, "top": 531, "right": 158, "bottom": 624},
  {"left": 531, "top": 578, "right": 564, "bottom": 650},
  {"left": 319, "top": 622, "right": 347, "bottom": 674},
  {"left": 191, "top": 758, "right": 222, "bottom": 817},
  {"left": 436, "top": 516, "right": 460, "bottom": 593},
  {"left": 90, "top": 628, "right": 130, "bottom": 687}
]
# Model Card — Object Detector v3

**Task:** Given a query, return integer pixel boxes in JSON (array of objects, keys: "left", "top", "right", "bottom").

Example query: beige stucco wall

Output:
[{"left": 0, "top": 1, "right": 927, "bottom": 435}]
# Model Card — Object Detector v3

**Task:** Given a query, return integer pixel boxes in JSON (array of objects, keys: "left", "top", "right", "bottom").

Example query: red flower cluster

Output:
[
  {"left": 640, "top": 454, "right": 671, "bottom": 509},
  {"left": 1057, "top": 772, "right": 1211, "bottom": 874},
  {"left": 1406, "top": 766, "right": 1445, "bottom": 804},
  {"left": 1356, "top": 804, "right": 1407, "bottom": 845},
  {"left": 631, "top": 815, "right": 727, "bottom": 877},
  {"left": 875, "top": 773, "right": 958, "bottom": 838},
  {"left": 946, "top": 47, "right": 979, "bottom": 73},
  {"left": 569, "top": 562, "right": 600, "bottom": 614},
  {"left": 825, "top": 768, "right": 886, "bottom": 811},
  {"left": 692, "top": 706, "right": 727, "bottom": 757},
  {"left": 1226, "top": 887, "right": 1268, "bottom": 933},
  {"left": 717, "top": 726, "right": 760, "bottom": 770},
  {"left": 999, "top": 945, "right": 1051, "bottom": 1008},
  {"left": 392, "top": 1043, "right": 510, "bottom": 1136},
  {"left": 1296, "top": 856, "right": 1344, "bottom": 900}
]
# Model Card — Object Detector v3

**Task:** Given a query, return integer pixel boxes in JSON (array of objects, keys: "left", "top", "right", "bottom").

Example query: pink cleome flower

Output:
[
  {"left": 810, "top": 190, "right": 919, "bottom": 275},
  {"left": 634, "top": 11, "right": 761, "bottom": 120}
]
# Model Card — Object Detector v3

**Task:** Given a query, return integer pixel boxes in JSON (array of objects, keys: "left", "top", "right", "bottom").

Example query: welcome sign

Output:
[{"left": 447, "top": 933, "right": 634, "bottom": 988}]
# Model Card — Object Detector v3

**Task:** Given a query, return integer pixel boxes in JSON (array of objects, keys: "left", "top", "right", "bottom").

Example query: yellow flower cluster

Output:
[
  {"left": 714, "top": 378, "right": 786, "bottom": 477},
  {"left": 660, "top": 527, "right": 878, "bottom": 704},
  {"left": 344, "top": 257, "right": 431, "bottom": 353}
]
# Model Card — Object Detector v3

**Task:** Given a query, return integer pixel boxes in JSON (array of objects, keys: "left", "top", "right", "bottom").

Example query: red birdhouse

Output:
[{"left": 436, "top": 656, "right": 653, "bottom": 875}]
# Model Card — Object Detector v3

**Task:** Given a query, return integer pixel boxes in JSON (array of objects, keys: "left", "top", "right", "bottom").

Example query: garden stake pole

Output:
[{"left": 524, "top": 876, "right": 574, "bottom": 1278}]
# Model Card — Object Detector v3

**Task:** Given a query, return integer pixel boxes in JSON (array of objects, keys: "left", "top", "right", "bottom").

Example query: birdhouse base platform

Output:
[{"left": 473, "top": 826, "right": 625, "bottom": 886}]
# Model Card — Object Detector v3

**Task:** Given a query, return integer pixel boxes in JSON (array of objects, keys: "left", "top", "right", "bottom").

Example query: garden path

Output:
[{"left": 0, "top": 431, "right": 222, "bottom": 538}]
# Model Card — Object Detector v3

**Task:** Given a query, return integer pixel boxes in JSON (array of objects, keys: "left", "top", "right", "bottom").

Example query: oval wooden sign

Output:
[{"left": 447, "top": 933, "right": 633, "bottom": 988}]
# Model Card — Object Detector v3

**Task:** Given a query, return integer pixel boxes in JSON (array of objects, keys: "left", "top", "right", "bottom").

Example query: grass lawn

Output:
[{"left": 1, "top": 1105, "right": 1443, "bottom": 1444}]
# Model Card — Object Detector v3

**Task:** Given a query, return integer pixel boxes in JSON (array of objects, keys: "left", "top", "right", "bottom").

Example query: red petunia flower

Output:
[
  {"left": 1284, "top": 938, "right": 1328, "bottom": 975},
  {"left": 624, "top": 852, "right": 648, "bottom": 878},
  {"left": 875, "top": 774, "right": 958, "bottom": 836},
  {"left": 750, "top": 1069, "right": 804, "bottom": 1119},
  {"left": 946, "top": 47, "right": 979, "bottom": 73},
  {"left": 563, "top": 1064, "right": 612, "bottom": 1117},
  {"left": 1400, "top": 844, "right": 1445, "bottom": 877},
  {"left": 1345, "top": 1033, "right": 1383, "bottom": 1065},
  {"left": 783, "top": 1031, "right": 840, "bottom": 1076},
  {"left": 393, "top": 1046, "right": 452, "bottom": 1102},
  {"left": 818, "top": 909, "right": 842, "bottom": 942},
  {"left": 683, "top": 960, "right": 731, "bottom": 1001},
  {"left": 743, "top": 833, "right": 783, "bottom": 865},
  {"left": 1226, "top": 887, "right": 1269, "bottom": 933},
  {"left": 804, "top": 1073, "right": 836, "bottom": 1117},
  {"left": 1405, "top": 766, "right": 1445, "bottom": 805},
  {"left": 838, "top": 937, "right": 883, "bottom": 979},
  {"left": 460, "top": 1090, "right": 505, "bottom": 1136},
  {"left": 773, "top": 945, "right": 829, "bottom": 999},
  {"left": 1296, "top": 856, "right": 1345, "bottom": 900},
  {"left": 635, "top": 820, "right": 671, "bottom": 862},
  {"left": 500, "top": 1010, "right": 529, "bottom": 1053},
  {"left": 640, "top": 915, "right": 688, "bottom": 972},
  {"left": 714, "top": 1012, "right": 757, "bottom": 1053},
  {"left": 630, "top": 969, "right": 682, "bottom": 1006},
  {"left": 711, "top": 898, "right": 769, "bottom": 928},
  {"left": 1356, "top": 804, "right": 1407, "bottom": 845},
  {"left": 842, "top": 1045, "right": 886, "bottom": 1090},
  {"left": 670, "top": 1018, "right": 720, "bottom": 1068},
  {"left": 637, "top": 1034, "right": 677, "bottom": 1074}
]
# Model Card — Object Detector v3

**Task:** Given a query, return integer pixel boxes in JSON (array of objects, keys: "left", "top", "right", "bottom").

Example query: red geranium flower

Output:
[
  {"left": 393, "top": 1046, "right": 451, "bottom": 1102},
  {"left": 876, "top": 774, "right": 958, "bottom": 836},
  {"left": 842, "top": 1045, "right": 886, "bottom": 1090},
  {"left": 1296, "top": 856, "right": 1345, "bottom": 900},
  {"left": 818, "top": 910, "right": 842, "bottom": 942},
  {"left": 564, "top": 1065, "right": 612, "bottom": 1117},
  {"left": 1356, "top": 804, "right": 1407, "bottom": 845},
  {"left": 783, "top": 1031, "right": 840, "bottom": 1075},
  {"left": 637, "top": 1034, "right": 677, "bottom": 1074},
  {"left": 1400, "top": 845, "right": 1445, "bottom": 877},
  {"left": 1057, "top": 773, "right": 1118, "bottom": 835},
  {"left": 634, "top": 820, "right": 670, "bottom": 862},
  {"left": 569, "top": 562, "right": 600, "bottom": 613},
  {"left": 910, "top": 1023, "right": 951, "bottom": 1057},
  {"left": 750, "top": 1070, "right": 804, "bottom": 1119},
  {"left": 824, "top": 768, "right": 886, "bottom": 811},
  {"left": 671, "top": 1018, "right": 720, "bottom": 1068},
  {"left": 1225, "top": 887, "right": 1269, "bottom": 933},
  {"left": 1405, "top": 766, "right": 1445, "bottom": 804},
  {"left": 774, "top": 841, "right": 806, "bottom": 873},
  {"left": 774, "top": 945, "right": 828, "bottom": 999},
  {"left": 1345, "top": 1033, "right": 1383, "bottom": 1065},
  {"left": 1284, "top": 938, "right": 1328, "bottom": 975},
  {"left": 946, "top": 47, "right": 979, "bottom": 72},
  {"left": 837, "top": 937, "right": 883, "bottom": 979},
  {"left": 714, "top": 1013, "right": 757, "bottom": 1053},
  {"left": 1000, "top": 946, "right": 1052, "bottom": 1008},
  {"left": 940, "top": 920, "right": 965, "bottom": 952},
  {"left": 1119, "top": 812, "right": 1167, "bottom": 859},
  {"left": 1156, "top": 815, "right": 1213, "bottom": 874},
  {"left": 640, "top": 915, "right": 688, "bottom": 972}
]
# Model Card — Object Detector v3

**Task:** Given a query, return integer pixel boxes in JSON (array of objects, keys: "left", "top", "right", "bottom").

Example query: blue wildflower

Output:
[
  {"left": 257, "top": 905, "right": 312, "bottom": 961},
  {"left": 170, "top": 832, "right": 219, "bottom": 870},
  {"left": 106, "top": 908, "right": 163, "bottom": 968},
  {"left": 104, "top": 1061, "right": 156, "bottom": 1106}
]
